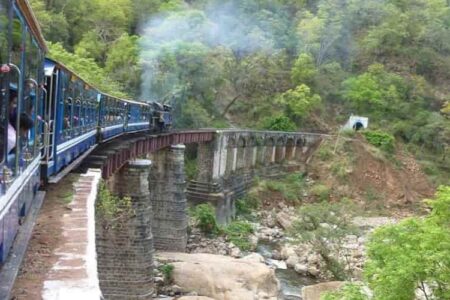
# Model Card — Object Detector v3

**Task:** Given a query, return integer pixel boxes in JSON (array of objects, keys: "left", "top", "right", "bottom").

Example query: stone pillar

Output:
[
  {"left": 150, "top": 145, "right": 187, "bottom": 252},
  {"left": 196, "top": 142, "right": 215, "bottom": 183},
  {"left": 96, "top": 159, "right": 154, "bottom": 300}
]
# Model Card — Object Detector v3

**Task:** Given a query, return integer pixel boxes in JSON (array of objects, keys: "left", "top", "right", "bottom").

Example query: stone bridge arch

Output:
[
  {"left": 285, "top": 138, "right": 295, "bottom": 160},
  {"left": 295, "top": 136, "right": 306, "bottom": 161},
  {"left": 226, "top": 137, "right": 237, "bottom": 175},
  {"left": 236, "top": 136, "right": 246, "bottom": 170},
  {"left": 264, "top": 137, "right": 275, "bottom": 164},
  {"left": 255, "top": 136, "right": 265, "bottom": 166},
  {"left": 245, "top": 136, "right": 256, "bottom": 169},
  {"left": 275, "top": 136, "right": 285, "bottom": 163}
]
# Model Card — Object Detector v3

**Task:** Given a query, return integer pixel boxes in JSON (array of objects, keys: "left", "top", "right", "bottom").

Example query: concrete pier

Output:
[{"left": 97, "top": 159, "right": 154, "bottom": 300}]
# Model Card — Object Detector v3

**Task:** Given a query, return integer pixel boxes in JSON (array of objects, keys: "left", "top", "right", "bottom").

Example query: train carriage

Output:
[
  {"left": 0, "top": 0, "right": 174, "bottom": 266},
  {"left": 42, "top": 59, "right": 99, "bottom": 178},
  {"left": 0, "top": 0, "right": 47, "bottom": 263}
]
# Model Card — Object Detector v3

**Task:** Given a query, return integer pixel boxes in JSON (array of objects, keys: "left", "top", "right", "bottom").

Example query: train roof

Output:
[
  {"left": 45, "top": 58, "right": 150, "bottom": 106},
  {"left": 16, "top": 0, "right": 48, "bottom": 52}
]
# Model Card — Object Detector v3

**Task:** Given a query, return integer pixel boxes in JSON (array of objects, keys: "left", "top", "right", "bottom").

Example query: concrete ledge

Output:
[{"left": 42, "top": 169, "right": 102, "bottom": 300}]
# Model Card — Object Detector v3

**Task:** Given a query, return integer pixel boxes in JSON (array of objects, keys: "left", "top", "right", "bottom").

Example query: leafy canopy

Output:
[{"left": 365, "top": 186, "right": 450, "bottom": 300}]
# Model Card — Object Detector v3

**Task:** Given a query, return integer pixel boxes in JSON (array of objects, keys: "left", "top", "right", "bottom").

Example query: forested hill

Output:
[{"left": 31, "top": 0, "right": 449, "bottom": 183}]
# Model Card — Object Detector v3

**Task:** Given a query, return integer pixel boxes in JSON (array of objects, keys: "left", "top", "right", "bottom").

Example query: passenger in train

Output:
[{"left": 7, "top": 91, "right": 34, "bottom": 154}]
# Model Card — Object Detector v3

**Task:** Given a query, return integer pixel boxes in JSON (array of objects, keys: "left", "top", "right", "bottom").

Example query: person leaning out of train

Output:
[{"left": 7, "top": 92, "right": 34, "bottom": 154}]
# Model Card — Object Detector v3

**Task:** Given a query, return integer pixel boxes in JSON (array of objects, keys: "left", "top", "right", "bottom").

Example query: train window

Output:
[
  {"left": 23, "top": 31, "right": 38, "bottom": 162},
  {"left": 0, "top": 0, "right": 9, "bottom": 165},
  {"left": 64, "top": 77, "right": 75, "bottom": 137},
  {"left": 0, "top": 0, "right": 8, "bottom": 63},
  {"left": 7, "top": 12, "right": 23, "bottom": 175},
  {"left": 11, "top": 13, "right": 23, "bottom": 67},
  {"left": 72, "top": 80, "right": 80, "bottom": 133}
]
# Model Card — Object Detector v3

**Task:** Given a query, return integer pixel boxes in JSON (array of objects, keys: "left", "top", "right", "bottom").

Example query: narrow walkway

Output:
[{"left": 41, "top": 169, "right": 102, "bottom": 300}]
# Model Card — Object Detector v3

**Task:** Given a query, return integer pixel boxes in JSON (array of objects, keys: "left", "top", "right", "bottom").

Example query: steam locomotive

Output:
[{"left": 0, "top": 0, "right": 172, "bottom": 264}]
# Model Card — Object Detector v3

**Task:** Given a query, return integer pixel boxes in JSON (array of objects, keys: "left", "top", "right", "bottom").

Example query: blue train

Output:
[{"left": 0, "top": 0, "right": 172, "bottom": 264}]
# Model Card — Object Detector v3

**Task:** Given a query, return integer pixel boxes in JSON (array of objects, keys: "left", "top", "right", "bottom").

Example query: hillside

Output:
[
  {"left": 308, "top": 134, "right": 435, "bottom": 214},
  {"left": 29, "top": 0, "right": 449, "bottom": 187}
]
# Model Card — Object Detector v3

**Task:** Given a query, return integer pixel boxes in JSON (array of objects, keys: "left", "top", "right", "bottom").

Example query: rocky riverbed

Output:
[{"left": 153, "top": 205, "right": 397, "bottom": 299}]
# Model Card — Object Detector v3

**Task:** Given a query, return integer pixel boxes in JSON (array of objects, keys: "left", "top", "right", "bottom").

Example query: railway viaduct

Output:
[{"left": 40, "top": 129, "right": 324, "bottom": 299}]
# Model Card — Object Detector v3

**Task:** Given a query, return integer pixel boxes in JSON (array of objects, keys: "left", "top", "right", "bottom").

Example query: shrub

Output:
[
  {"left": 191, "top": 203, "right": 219, "bottom": 234},
  {"left": 96, "top": 181, "right": 133, "bottom": 224},
  {"left": 235, "top": 194, "right": 260, "bottom": 216},
  {"left": 310, "top": 184, "right": 331, "bottom": 201},
  {"left": 317, "top": 144, "right": 333, "bottom": 161},
  {"left": 158, "top": 264, "right": 174, "bottom": 284},
  {"left": 322, "top": 283, "right": 369, "bottom": 300},
  {"left": 363, "top": 130, "right": 395, "bottom": 153},
  {"left": 265, "top": 173, "right": 305, "bottom": 204},
  {"left": 330, "top": 161, "right": 348, "bottom": 180},
  {"left": 262, "top": 115, "right": 296, "bottom": 131},
  {"left": 184, "top": 157, "right": 198, "bottom": 180},
  {"left": 224, "top": 221, "right": 254, "bottom": 251}
]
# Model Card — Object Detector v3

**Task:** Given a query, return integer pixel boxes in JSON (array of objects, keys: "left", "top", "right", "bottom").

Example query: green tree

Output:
[
  {"left": 291, "top": 53, "right": 317, "bottom": 86},
  {"left": 48, "top": 42, "right": 127, "bottom": 98},
  {"left": 262, "top": 115, "right": 296, "bottom": 131},
  {"left": 277, "top": 84, "right": 321, "bottom": 122},
  {"left": 365, "top": 186, "right": 450, "bottom": 300},
  {"left": 342, "top": 64, "right": 405, "bottom": 114},
  {"left": 105, "top": 34, "right": 141, "bottom": 96}
]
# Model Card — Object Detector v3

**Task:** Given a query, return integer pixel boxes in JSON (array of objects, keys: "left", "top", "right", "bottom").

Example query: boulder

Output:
[
  {"left": 177, "top": 297, "right": 215, "bottom": 300},
  {"left": 281, "top": 245, "right": 296, "bottom": 260},
  {"left": 157, "top": 252, "right": 279, "bottom": 300},
  {"left": 294, "top": 263, "right": 308, "bottom": 275},
  {"left": 302, "top": 281, "right": 345, "bottom": 300},
  {"left": 242, "top": 253, "right": 265, "bottom": 263},
  {"left": 286, "top": 255, "right": 300, "bottom": 268},
  {"left": 276, "top": 211, "right": 293, "bottom": 230}
]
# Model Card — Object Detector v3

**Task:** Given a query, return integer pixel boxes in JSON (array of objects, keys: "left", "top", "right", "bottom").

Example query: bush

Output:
[
  {"left": 330, "top": 161, "right": 348, "bottom": 180},
  {"left": 262, "top": 115, "right": 296, "bottom": 131},
  {"left": 191, "top": 203, "right": 219, "bottom": 234},
  {"left": 96, "top": 181, "right": 132, "bottom": 223},
  {"left": 184, "top": 157, "right": 198, "bottom": 180},
  {"left": 310, "top": 184, "right": 331, "bottom": 201},
  {"left": 265, "top": 173, "right": 305, "bottom": 204},
  {"left": 322, "top": 283, "right": 369, "bottom": 300},
  {"left": 235, "top": 194, "right": 260, "bottom": 216},
  {"left": 363, "top": 130, "right": 395, "bottom": 153},
  {"left": 158, "top": 264, "right": 174, "bottom": 284},
  {"left": 224, "top": 221, "right": 254, "bottom": 251},
  {"left": 316, "top": 141, "right": 334, "bottom": 161}
]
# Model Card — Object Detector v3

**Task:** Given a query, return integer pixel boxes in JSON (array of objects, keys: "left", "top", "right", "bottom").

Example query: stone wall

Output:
[{"left": 96, "top": 160, "right": 154, "bottom": 300}]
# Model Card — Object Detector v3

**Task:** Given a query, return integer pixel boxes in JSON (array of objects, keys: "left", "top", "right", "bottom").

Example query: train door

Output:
[
  {"left": 124, "top": 102, "right": 129, "bottom": 130},
  {"left": 42, "top": 66, "right": 59, "bottom": 176}
]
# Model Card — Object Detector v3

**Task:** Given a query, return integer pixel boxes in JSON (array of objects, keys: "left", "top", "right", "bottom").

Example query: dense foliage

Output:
[
  {"left": 31, "top": 0, "right": 449, "bottom": 181},
  {"left": 365, "top": 186, "right": 450, "bottom": 300},
  {"left": 323, "top": 186, "right": 450, "bottom": 300},
  {"left": 190, "top": 203, "right": 219, "bottom": 235}
]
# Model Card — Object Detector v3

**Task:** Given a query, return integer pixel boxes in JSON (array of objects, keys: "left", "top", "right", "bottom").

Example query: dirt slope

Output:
[{"left": 308, "top": 135, "right": 435, "bottom": 214}]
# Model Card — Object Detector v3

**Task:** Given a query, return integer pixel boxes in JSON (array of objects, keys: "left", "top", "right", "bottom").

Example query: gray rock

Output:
[
  {"left": 286, "top": 255, "right": 300, "bottom": 268},
  {"left": 308, "top": 266, "right": 320, "bottom": 277},
  {"left": 294, "top": 263, "right": 308, "bottom": 275}
]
